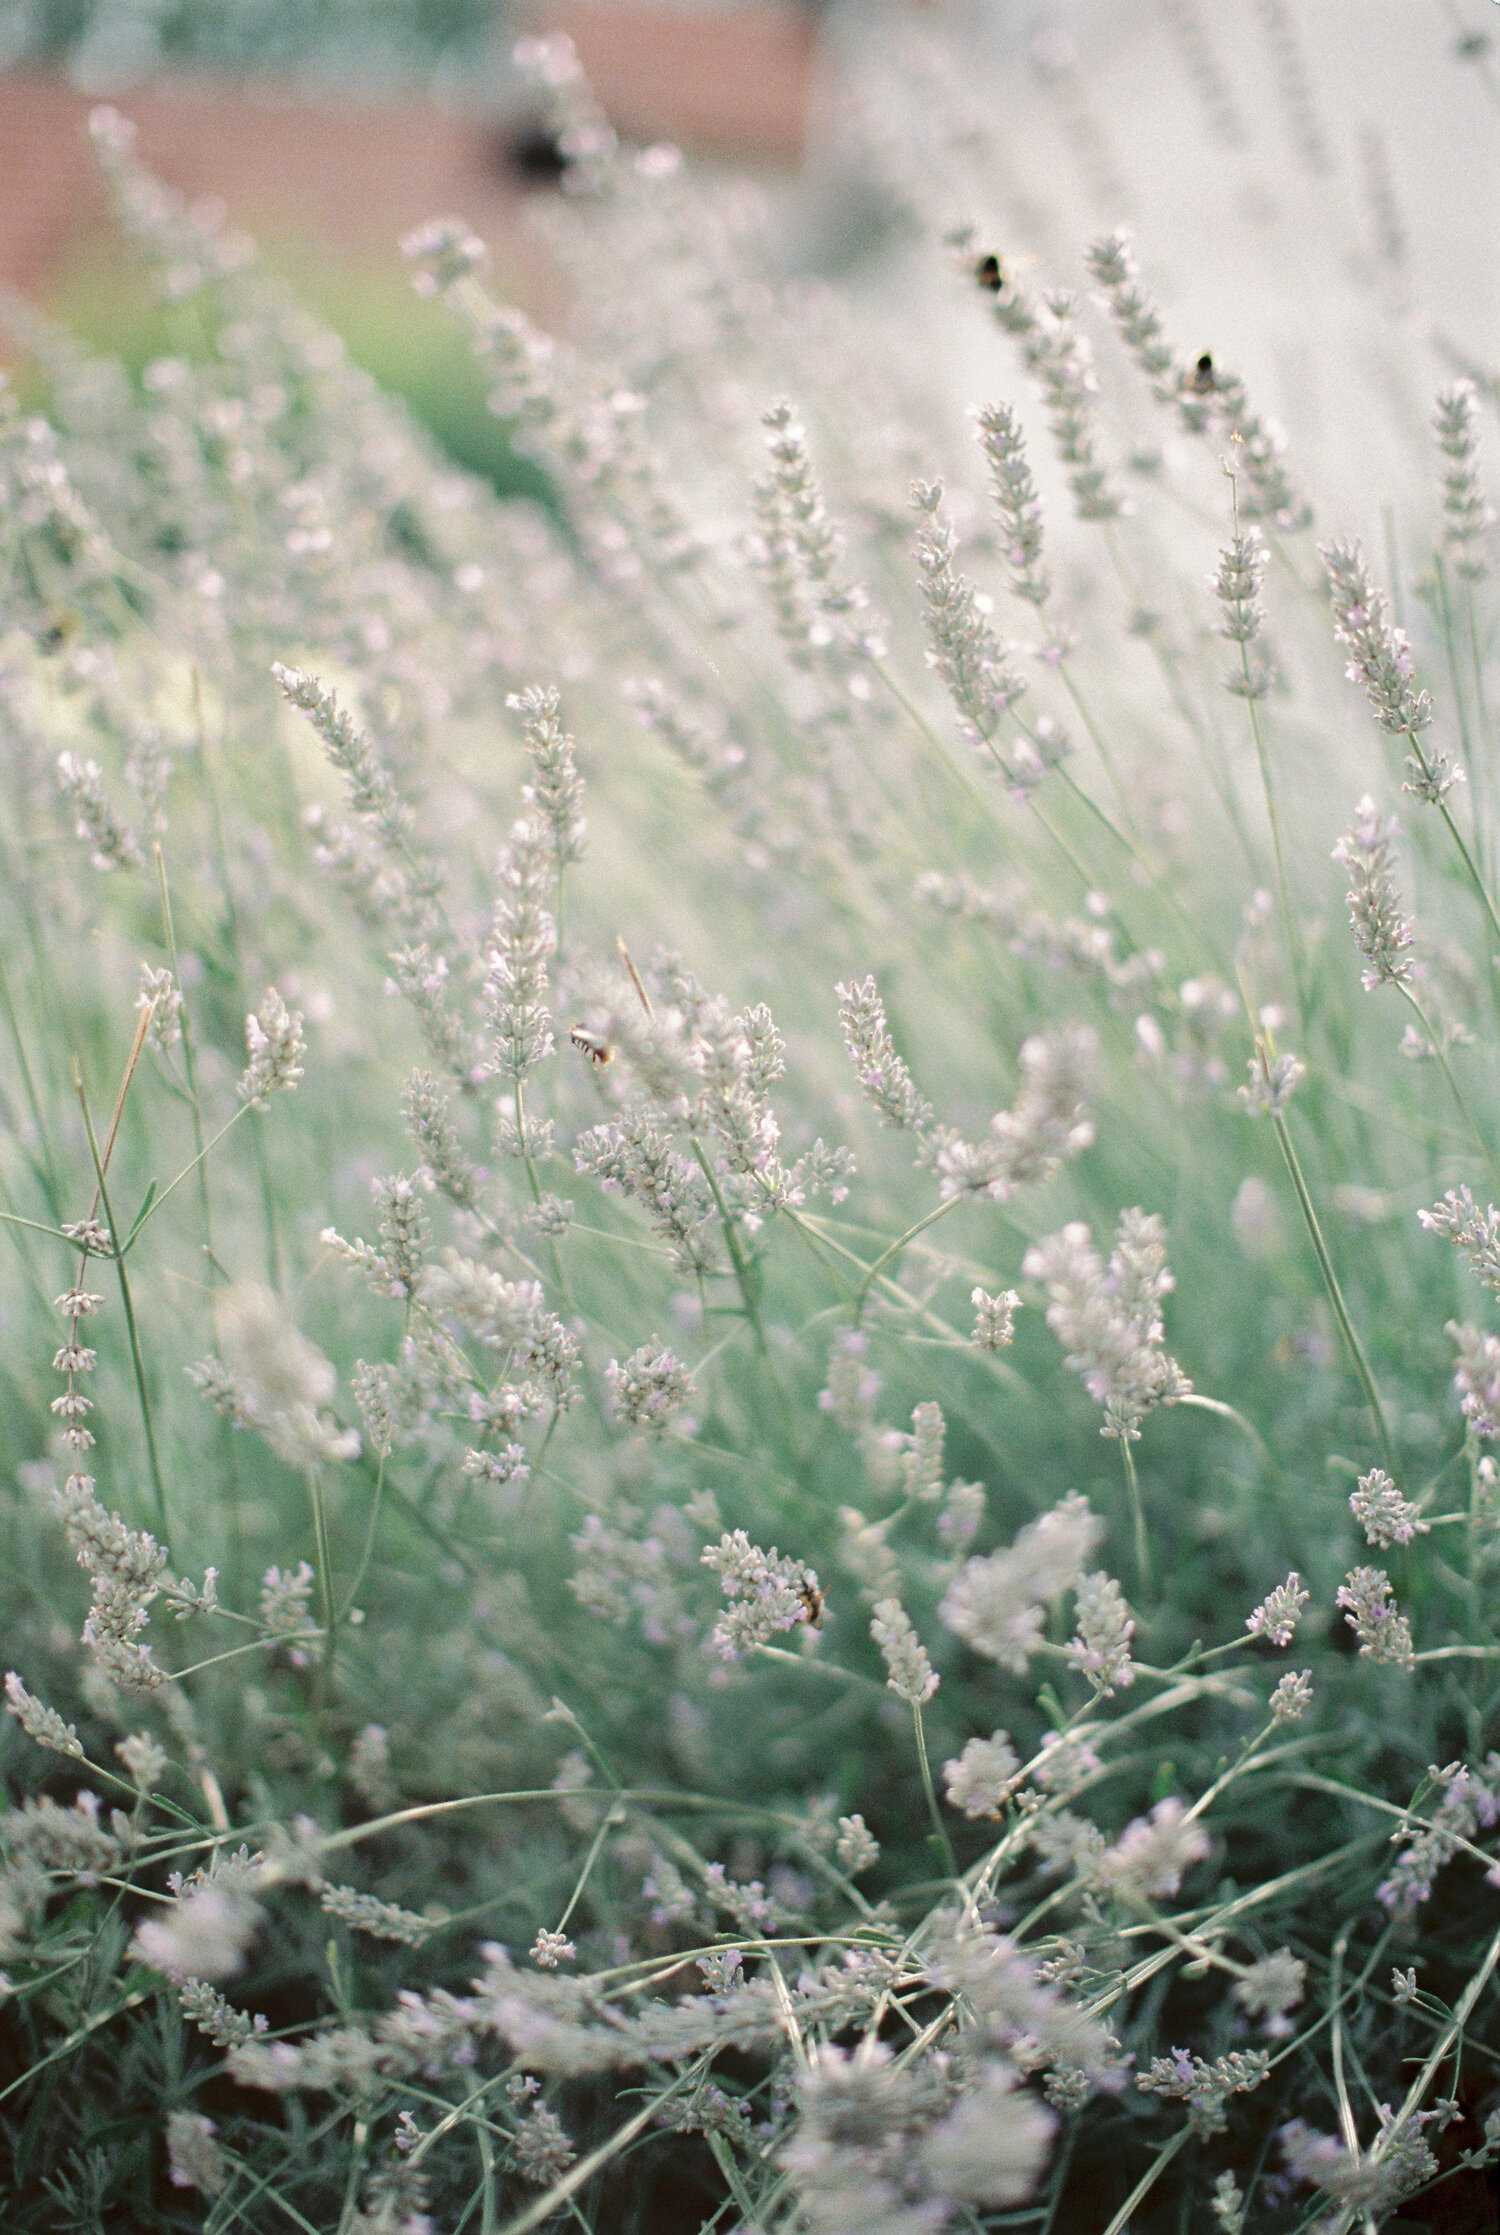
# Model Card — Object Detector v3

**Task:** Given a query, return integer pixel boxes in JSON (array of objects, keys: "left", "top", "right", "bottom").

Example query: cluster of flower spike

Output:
[
  {"left": 1323, "top": 541, "right": 1457, "bottom": 802},
  {"left": 1022, "top": 1207, "right": 1190, "bottom": 1440},
  {"left": 1332, "top": 794, "right": 1417, "bottom": 990},
  {"left": 910, "top": 478, "right": 1029, "bottom": 762}
]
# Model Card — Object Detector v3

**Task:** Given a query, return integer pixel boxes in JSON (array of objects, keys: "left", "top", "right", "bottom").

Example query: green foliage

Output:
[{"left": 3, "top": 24, "right": 1500, "bottom": 2235}]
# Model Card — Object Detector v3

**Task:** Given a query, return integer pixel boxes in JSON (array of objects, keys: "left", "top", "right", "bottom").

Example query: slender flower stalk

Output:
[
  {"left": 1250, "top": 1038, "right": 1397, "bottom": 1476},
  {"left": 1216, "top": 486, "right": 1305, "bottom": 1020},
  {"left": 1322, "top": 540, "right": 1500, "bottom": 956},
  {"left": 974, "top": 401, "right": 1051, "bottom": 608}
]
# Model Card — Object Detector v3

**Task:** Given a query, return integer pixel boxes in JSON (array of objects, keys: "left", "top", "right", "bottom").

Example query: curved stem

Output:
[
  {"left": 1269, "top": 1103, "right": 1397, "bottom": 1477},
  {"left": 307, "top": 1465, "right": 337, "bottom": 1707},
  {"left": 76, "top": 1067, "right": 168, "bottom": 1534},
  {"left": 912, "top": 1700, "right": 958, "bottom": 1881},
  {"left": 338, "top": 1448, "right": 386, "bottom": 1623},
  {"left": 1120, "top": 1436, "right": 1151, "bottom": 1594},
  {"left": 853, "top": 1194, "right": 959, "bottom": 1325},
  {"left": 1241, "top": 672, "right": 1309, "bottom": 1030},
  {"left": 690, "top": 1138, "right": 767, "bottom": 1355},
  {"left": 1397, "top": 984, "right": 1496, "bottom": 1175}
]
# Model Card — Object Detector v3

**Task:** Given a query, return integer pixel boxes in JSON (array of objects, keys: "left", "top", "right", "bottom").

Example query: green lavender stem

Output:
[
  {"left": 1269, "top": 1105, "right": 1396, "bottom": 1476},
  {"left": 912, "top": 1700, "right": 958, "bottom": 1881},
  {"left": 76, "top": 1070, "right": 169, "bottom": 1534},
  {"left": 690, "top": 1137, "right": 767, "bottom": 1355},
  {"left": 1120, "top": 1436, "right": 1152, "bottom": 1594}
]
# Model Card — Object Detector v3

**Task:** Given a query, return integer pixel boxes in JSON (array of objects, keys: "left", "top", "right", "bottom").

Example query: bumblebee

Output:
[
  {"left": 974, "top": 252, "right": 1006, "bottom": 295},
  {"left": 570, "top": 1027, "right": 615, "bottom": 1066},
  {"left": 797, "top": 1581, "right": 826, "bottom": 1631},
  {"left": 1190, "top": 352, "right": 1216, "bottom": 395}
]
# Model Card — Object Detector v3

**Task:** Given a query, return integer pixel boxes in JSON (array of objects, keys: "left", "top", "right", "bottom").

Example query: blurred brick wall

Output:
[
  {"left": 541, "top": 4, "right": 814, "bottom": 160},
  {"left": 0, "top": 6, "right": 813, "bottom": 293}
]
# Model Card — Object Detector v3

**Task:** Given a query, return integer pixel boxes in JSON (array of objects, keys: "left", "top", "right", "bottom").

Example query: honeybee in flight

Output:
[
  {"left": 798, "top": 1580, "right": 826, "bottom": 1631},
  {"left": 974, "top": 252, "right": 1007, "bottom": 294},
  {"left": 1190, "top": 352, "right": 1217, "bottom": 394},
  {"left": 570, "top": 1027, "right": 614, "bottom": 1066}
]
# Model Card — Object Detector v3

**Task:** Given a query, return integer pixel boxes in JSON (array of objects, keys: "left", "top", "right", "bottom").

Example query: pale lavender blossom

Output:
[
  {"left": 1282, "top": 2109, "right": 1439, "bottom": 2213},
  {"left": 1377, "top": 1756, "right": 1500, "bottom": 1913},
  {"left": 136, "top": 963, "right": 182, "bottom": 1051},
  {"left": 1434, "top": 381, "right": 1494, "bottom": 580},
  {"left": 835, "top": 1815, "right": 879, "bottom": 1873},
  {"left": 116, "top": 1731, "right": 168, "bottom": 1789},
  {"left": 402, "top": 215, "right": 487, "bottom": 292},
  {"left": 1350, "top": 1468, "right": 1429, "bottom": 1548},
  {"left": 1211, "top": 2171, "right": 1245, "bottom": 2234},
  {"left": 178, "top": 1978, "right": 269, "bottom": 2049},
  {"left": 702, "top": 1530, "right": 821, "bottom": 1659},
  {"left": 972, "top": 1287, "right": 1020, "bottom": 1350},
  {"left": 606, "top": 1340, "right": 692, "bottom": 1434},
  {"left": 1245, "top": 1572, "right": 1310, "bottom": 1648},
  {"left": 1331, "top": 797, "right": 1416, "bottom": 988},
  {"left": 1336, "top": 1567, "right": 1415, "bottom": 1669},
  {"left": 1086, "top": 230, "right": 1180, "bottom": 402},
  {"left": 1323, "top": 541, "right": 1454, "bottom": 800},
  {"left": 194, "top": 1284, "right": 359, "bottom": 1469},
  {"left": 1421, "top": 1186, "right": 1500, "bottom": 1291},
  {"left": 918, "top": 2059, "right": 1058, "bottom": 2208},
  {"left": 938, "top": 1478, "right": 986, "bottom": 1561},
  {"left": 512, "top": 2097, "right": 577, "bottom": 2184},
  {"left": 1066, "top": 1573, "right": 1136, "bottom": 1694},
  {"left": 274, "top": 663, "right": 436, "bottom": 927},
  {"left": 56, "top": 751, "right": 142, "bottom": 871},
  {"left": 1448, "top": 1319, "right": 1500, "bottom": 1436},
  {"left": 870, "top": 1598, "right": 938, "bottom": 1703},
  {"left": 835, "top": 975, "right": 931, "bottom": 1132},
  {"left": 1100, "top": 1797, "right": 1211, "bottom": 1901},
  {"left": 401, "top": 1070, "right": 478, "bottom": 1205},
  {"left": 902, "top": 1402, "right": 946, "bottom": 1501},
  {"left": 260, "top": 1562, "right": 316, "bottom": 1638},
  {"left": 530, "top": 1928, "right": 577, "bottom": 1968},
  {"left": 166, "top": 2111, "right": 228, "bottom": 2198},
  {"left": 4, "top": 1672, "right": 84, "bottom": 1759},
  {"left": 320, "top": 1885, "right": 431, "bottom": 1945},
  {"left": 1213, "top": 528, "right": 1273, "bottom": 696},
  {"left": 484, "top": 815, "right": 557, "bottom": 1084},
  {"left": 1011, "top": 287, "right": 1123, "bottom": 524},
  {"left": 932, "top": 1025, "right": 1096, "bottom": 1204},
  {"left": 237, "top": 989, "right": 306, "bottom": 1106},
  {"left": 1239, "top": 1046, "right": 1305, "bottom": 1115},
  {"left": 1137, "top": 2047, "right": 1269, "bottom": 2138},
  {"left": 940, "top": 1492, "right": 1102, "bottom": 1671},
  {"left": 1270, "top": 1670, "right": 1314, "bottom": 1722},
  {"left": 1089, "top": 232, "right": 1309, "bottom": 530},
  {"left": 943, "top": 1731, "right": 1021, "bottom": 1818},
  {"left": 132, "top": 1883, "right": 261, "bottom": 1982},
  {"left": 975, "top": 399, "right": 1050, "bottom": 607},
  {"left": 1234, "top": 1949, "right": 1306, "bottom": 2028},
  {"left": 1023, "top": 1208, "right": 1189, "bottom": 1440},
  {"left": 510, "top": 685, "right": 587, "bottom": 873},
  {"left": 1032, "top": 1727, "right": 1105, "bottom": 1797},
  {"left": 910, "top": 478, "right": 1028, "bottom": 755}
]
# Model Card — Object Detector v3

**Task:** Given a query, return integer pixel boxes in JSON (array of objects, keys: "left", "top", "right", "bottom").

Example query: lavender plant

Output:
[{"left": 3, "top": 15, "right": 1500, "bottom": 2234}]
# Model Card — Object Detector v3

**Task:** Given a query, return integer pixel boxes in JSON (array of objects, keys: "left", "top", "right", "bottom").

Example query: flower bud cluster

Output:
[
  {"left": 870, "top": 1597, "right": 938, "bottom": 1703},
  {"left": 1023, "top": 1207, "right": 1190, "bottom": 1441},
  {"left": 974, "top": 400, "right": 1051, "bottom": 606},
  {"left": 1332, "top": 797, "right": 1416, "bottom": 989},
  {"left": 1434, "top": 381, "right": 1493, "bottom": 580}
]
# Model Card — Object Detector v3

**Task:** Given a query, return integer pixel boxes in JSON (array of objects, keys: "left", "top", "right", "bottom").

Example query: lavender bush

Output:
[{"left": 3, "top": 14, "right": 1500, "bottom": 2231}]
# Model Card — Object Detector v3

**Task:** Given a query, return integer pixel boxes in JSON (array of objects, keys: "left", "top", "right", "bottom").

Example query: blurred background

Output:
[{"left": 0, "top": 1, "right": 1496, "bottom": 528}]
